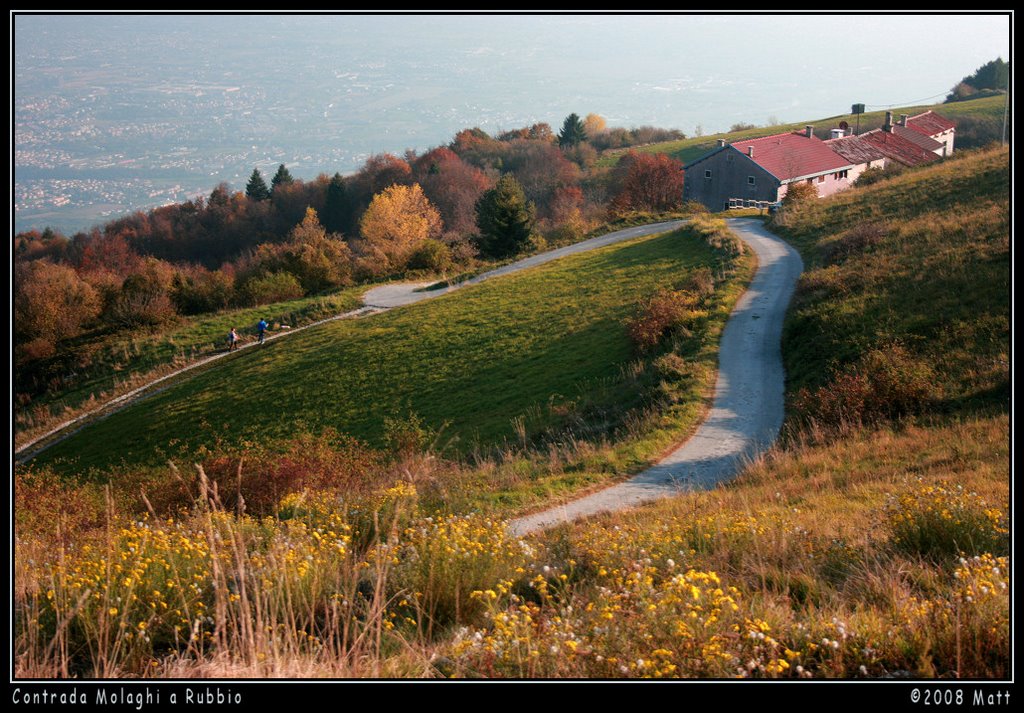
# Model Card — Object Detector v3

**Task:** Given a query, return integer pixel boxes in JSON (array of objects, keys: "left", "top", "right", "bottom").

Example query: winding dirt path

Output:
[
  {"left": 14, "top": 220, "right": 686, "bottom": 464},
  {"left": 508, "top": 218, "right": 803, "bottom": 536}
]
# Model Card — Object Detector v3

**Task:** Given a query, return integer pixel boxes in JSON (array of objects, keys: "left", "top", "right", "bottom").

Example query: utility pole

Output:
[{"left": 1001, "top": 70, "right": 1010, "bottom": 146}]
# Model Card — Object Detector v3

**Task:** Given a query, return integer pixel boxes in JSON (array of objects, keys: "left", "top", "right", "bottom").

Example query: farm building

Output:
[
  {"left": 682, "top": 125, "right": 855, "bottom": 211},
  {"left": 682, "top": 110, "right": 956, "bottom": 211},
  {"left": 827, "top": 110, "right": 954, "bottom": 176}
]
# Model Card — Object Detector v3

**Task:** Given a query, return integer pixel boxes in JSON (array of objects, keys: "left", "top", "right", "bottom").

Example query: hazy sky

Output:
[
  {"left": 15, "top": 12, "right": 1012, "bottom": 133},
  {"left": 12, "top": 11, "right": 1012, "bottom": 232}
]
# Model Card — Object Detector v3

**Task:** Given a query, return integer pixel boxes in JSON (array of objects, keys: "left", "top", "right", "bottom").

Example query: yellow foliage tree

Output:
[
  {"left": 357, "top": 183, "right": 443, "bottom": 274},
  {"left": 583, "top": 113, "right": 607, "bottom": 137}
]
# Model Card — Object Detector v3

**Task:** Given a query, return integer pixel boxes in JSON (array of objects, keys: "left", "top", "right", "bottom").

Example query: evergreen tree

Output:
[
  {"left": 947, "top": 57, "right": 1010, "bottom": 102},
  {"left": 323, "top": 172, "right": 348, "bottom": 235},
  {"left": 965, "top": 57, "right": 1010, "bottom": 91},
  {"left": 271, "top": 163, "right": 294, "bottom": 194},
  {"left": 475, "top": 175, "right": 536, "bottom": 259},
  {"left": 245, "top": 168, "right": 270, "bottom": 201},
  {"left": 557, "top": 112, "right": 588, "bottom": 149}
]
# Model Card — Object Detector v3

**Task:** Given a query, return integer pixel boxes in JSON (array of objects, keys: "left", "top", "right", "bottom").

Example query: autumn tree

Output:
[
  {"left": 608, "top": 151, "right": 684, "bottom": 215},
  {"left": 557, "top": 113, "right": 587, "bottom": 148},
  {"left": 475, "top": 175, "right": 536, "bottom": 259},
  {"left": 246, "top": 168, "right": 271, "bottom": 201},
  {"left": 357, "top": 183, "right": 443, "bottom": 275},
  {"left": 343, "top": 153, "right": 413, "bottom": 234},
  {"left": 105, "top": 257, "right": 178, "bottom": 328},
  {"left": 412, "top": 147, "right": 494, "bottom": 236},
  {"left": 502, "top": 140, "right": 580, "bottom": 219},
  {"left": 14, "top": 260, "right": 101, "bottom": 361},
  {"left": 583, "top": 113, "right": 607, "bottom": 138}
]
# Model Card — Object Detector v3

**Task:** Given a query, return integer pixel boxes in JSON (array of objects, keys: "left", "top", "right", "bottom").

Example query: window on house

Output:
[
  {"left": 835, "top": 170, "right": 849, "bottom": 180},
  {"left": 705, "top": 169, "right": 712, "bottom": 179},
  {"left": 818, "top": 175, "right": 826, "bottom": 183},
  {"left": 747, "top": 176, "right": 755, "bottom": 186}
]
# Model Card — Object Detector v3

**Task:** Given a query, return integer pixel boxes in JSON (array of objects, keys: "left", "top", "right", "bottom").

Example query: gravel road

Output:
[{"left": 508, "top": 218, "right": 803, "bottom": 536}]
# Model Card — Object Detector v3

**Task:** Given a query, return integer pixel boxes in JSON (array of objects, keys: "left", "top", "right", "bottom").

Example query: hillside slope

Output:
[{"left": 34, "top": 224, "right": 749, "bottom": 474}]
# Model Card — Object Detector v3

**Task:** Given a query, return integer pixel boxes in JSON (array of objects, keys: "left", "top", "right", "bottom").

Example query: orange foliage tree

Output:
[
  {"left": 609, "top": 151, "right": 684, "bottom": 216},
  {"left": 14, "top": 260, "right": 101, "bottom": 360}
]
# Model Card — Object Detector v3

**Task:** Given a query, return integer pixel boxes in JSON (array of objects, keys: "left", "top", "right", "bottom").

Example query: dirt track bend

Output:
[
  {"left": 508, "top": 218, "right": 803, "bottom": 536},
  {"left": 14, "top": 220, "right": 686, "bottom": 464}
]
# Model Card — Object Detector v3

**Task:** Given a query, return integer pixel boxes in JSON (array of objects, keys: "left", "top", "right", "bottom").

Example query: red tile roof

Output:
[
  {"left": 906, "top": 110, "right": 956, "bottom": 137},
  {"left": 893, "top": 124, "right": 945, "bottom": 152},
  {"left": 860, "top": 129, "right": 941, "bottom": 167},
  {"left": 825, "top": 134, "right": 886, "bottom": 164},
  {"left": 730, "top": 131, "right": 853, "bottom": 182}
]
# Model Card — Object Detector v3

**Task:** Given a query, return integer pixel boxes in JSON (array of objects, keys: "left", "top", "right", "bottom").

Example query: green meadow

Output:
[{"left": 37, "top": 227, "right": 732, "bottom": 474}]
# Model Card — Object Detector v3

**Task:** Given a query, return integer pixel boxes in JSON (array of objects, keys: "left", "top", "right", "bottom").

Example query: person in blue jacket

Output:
[{"left": 257, "top": 318, "right": 268, "bottom": 344}]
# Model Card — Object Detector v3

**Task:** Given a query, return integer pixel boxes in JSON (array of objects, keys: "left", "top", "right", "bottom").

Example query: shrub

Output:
[
  {"left": 782, "top": 181, "right": 817, "bottom": 206},
  {"left": 793, "top": 343, "right": 937, "bottom": 428},
  {"left": 188, "top": 431, "right": 386, "bottom": 517},
  {"left": 407, "top": 238, "right": 453, "bottom": 273},
  {"left": 240, "top": 271, "right": 304, "bottom": 306},
  {"left": 625, "top": 289, "right": 702, "bottom": 352},
  {"left": 680, "top": 200, "right": 710, "bottom": 216},
  {"left": 854, "top": 163, "right": 905, "bottom": 188}
]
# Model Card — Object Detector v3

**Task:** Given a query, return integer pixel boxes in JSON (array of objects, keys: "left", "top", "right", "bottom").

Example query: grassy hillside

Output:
[
  {"left": 600, "top": 94, "right": 1006, "bottom": 167},
  {"left": 775, "top": 146, "right": 1009, "bottom": 422},
  {"left": 34, "top": 224, "right": 749, "bottom": 475},
  {"left": 14, "top": 286, "right": 365, "bottom": 446}
]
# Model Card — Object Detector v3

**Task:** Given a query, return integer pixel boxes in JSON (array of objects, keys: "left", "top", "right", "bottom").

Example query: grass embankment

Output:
[
  {"left": 775, "top": 144, "right": 1009, "bottom": 419},
  {"left": 598, "top": 94, "right": 1006, "bottom": 168},
  {"left": 34, "top": 223, "right": 750, "bottom": 481},
  {"left": 14, "top": 287, "right": 365, "bottom": 448}
]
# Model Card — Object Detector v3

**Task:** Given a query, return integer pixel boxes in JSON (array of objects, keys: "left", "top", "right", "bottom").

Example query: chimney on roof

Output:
[
  {"left": 717, "top": 139, "right": 726, "bottom": 147},
  {"left": 884, "top": 111, "right": 893, "bottom": 132},
  {"left": 899, "top": 114, "right": 909, "bottom": 127},
  {"left": 805, "top": 125, "right": 814, "bottom": 138},
  {"left": 747, "top": 146, "right": 754, "bottom": 158},
  {"left": 830, "top": 128, "right": 845, "bottom": 139}
]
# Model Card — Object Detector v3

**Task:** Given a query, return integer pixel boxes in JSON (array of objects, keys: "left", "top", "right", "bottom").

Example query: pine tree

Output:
[
  {"left": 475, "top": 175, "right": 535, "bottom": 259},
  {"left": 557, "top": 113, "right": 588, "bottom": 148},
  {"left": 323, "top": 172, "right": 348, "bottom": 235},
  {"left": 245, "top": 168, "right": 270, "bottom": 201},
  {"left": 271, "top": 163, "right": 294, "bottom": 194}
]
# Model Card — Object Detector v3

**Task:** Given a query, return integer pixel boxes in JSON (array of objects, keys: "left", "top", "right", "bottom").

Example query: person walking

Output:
[
  {"left": 227, "top": 327, "right": 239, "bottom": 352},
  {"left": 257, "top": 318, "right": 268, "bottom": 345}
]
